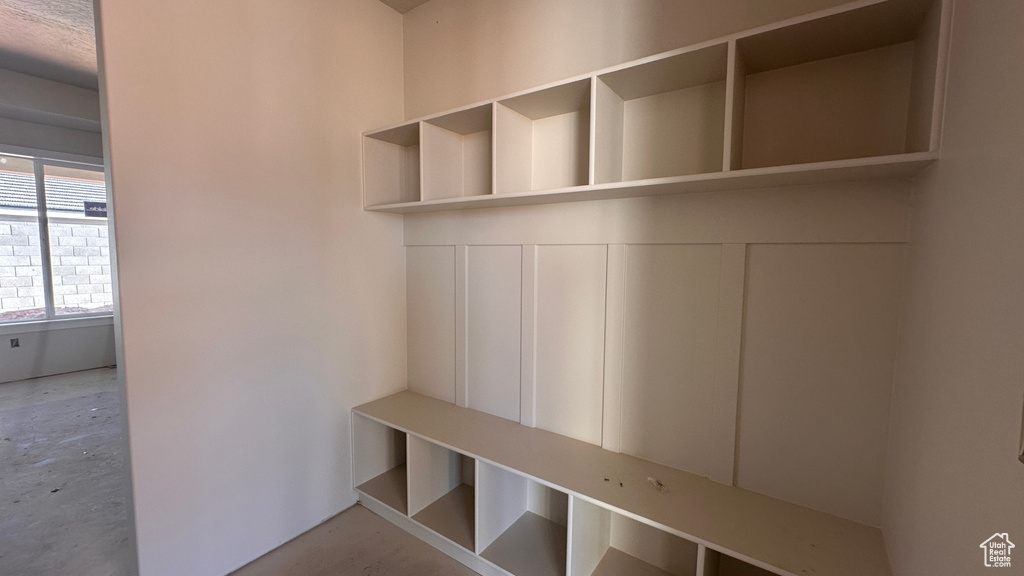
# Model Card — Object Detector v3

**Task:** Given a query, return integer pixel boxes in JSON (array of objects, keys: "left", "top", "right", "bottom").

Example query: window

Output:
[{"left": 0, "top": 153, "right": 112, "bottom": 323}]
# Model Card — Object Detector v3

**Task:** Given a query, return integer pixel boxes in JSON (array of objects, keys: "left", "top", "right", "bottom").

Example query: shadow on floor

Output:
[{"left": 231, "top": 504, "right": 479, "bottom": 576}]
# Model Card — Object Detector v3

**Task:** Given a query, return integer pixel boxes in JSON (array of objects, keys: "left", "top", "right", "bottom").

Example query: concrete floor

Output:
[
  {"left": 233, "top": 504, "right": 479, "bottom": 576},
  {"left": 0, "top": 367, "right": 130, "bottom": 576},
  {"left": 0, "top": 367, "right": 477, "bottom": 576}
]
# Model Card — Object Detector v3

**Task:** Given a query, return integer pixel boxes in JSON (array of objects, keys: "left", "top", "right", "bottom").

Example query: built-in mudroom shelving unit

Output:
[
  {"left": 353, "top": 392, "right": 889, "bottom": 576},
  {"left": 361, "top": 0, "right": 949, "bottom": 214}
]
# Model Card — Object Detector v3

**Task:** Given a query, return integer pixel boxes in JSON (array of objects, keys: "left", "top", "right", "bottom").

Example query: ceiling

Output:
[
  {"left": 378, "top": 0, "right": 431, "bottom": 14},
  {"left": 0, "top": 0, "right": 428, "bottom": 90},
  {"left": 0, "top": 0, "right": 98, "bottom": 89}
]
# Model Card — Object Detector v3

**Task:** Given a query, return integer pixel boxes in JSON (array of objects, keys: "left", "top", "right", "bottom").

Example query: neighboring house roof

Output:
[{"left": 0, "top": 169, "right": 105, "bottom": 212}]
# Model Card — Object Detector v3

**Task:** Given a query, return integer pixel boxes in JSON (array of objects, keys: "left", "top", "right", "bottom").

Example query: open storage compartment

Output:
[
  {"left": 479, "top": 461, "right": 568, "bottom": 576},
  {"left": 699, "top": 549, "right": 774, "bottom": 576},
  {"left": 595, "top": 44, "right": 728, "bottom": 184},
  {"left": 363, "top": 122, "right": 420, "bottom": 206},
  {"left": 570, "top": 497, "right": 699, "bottom": 576},
  {"left": 496, "top": 79, "right": 591, "bottom": 194},
  {"left": 408, "top": 435, "right": 476, "bottom": 551},
  {"left": 422, "top": 104, "right": 493, "bottom": 201},
  {"left": 734, "top": 0, "right": 944, "bottom": 169},
  {"left": 352, "top": 413, "right": 408, "bottom": 515}
]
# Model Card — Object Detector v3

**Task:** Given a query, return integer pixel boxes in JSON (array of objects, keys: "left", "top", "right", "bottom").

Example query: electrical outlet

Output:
[{"left": 10, "top": 338, "right": 19, "bottom": 348}]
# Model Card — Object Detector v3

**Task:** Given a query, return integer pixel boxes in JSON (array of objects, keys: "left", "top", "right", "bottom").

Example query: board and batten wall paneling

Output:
[
  {"left": 465, "top": 245, "right": 522, "bottom": 421},
  {"left": 407, "top": 246, "right": 456, "bottom": 402},
  {"left": 619, "top": 244, "right": 723, "bottom": 477},
  {"left": 533, "top": 245, "right": 607, "bottom": 445},
  {"left": 736, "top": 243, "right": 904, "bottom": 527}
]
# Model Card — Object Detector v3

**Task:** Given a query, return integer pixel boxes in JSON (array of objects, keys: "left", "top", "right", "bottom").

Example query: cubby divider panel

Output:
[
  {"left": 570, "top": 497, "right": 698, "bottom": 576},
  {"left": 407, "top": 435, "right": 476, "bottom": 551},
  {"left": 496, "top": 79, "right": 591, "bottom": 194},
  {"left": 595, "top": 44, "right": 728, "bottom": 183},
  {"left": 422, "top": 104, "right": 493, "bottom": 201},
  {"left": 363, "top": 122, "right": 420, "bottom": 206},
  {"left": 352, "top": 413, "right": 408, "bottom": 515},
  {"left": 479, "top": 462, "right": 568, "bottom": 576}
]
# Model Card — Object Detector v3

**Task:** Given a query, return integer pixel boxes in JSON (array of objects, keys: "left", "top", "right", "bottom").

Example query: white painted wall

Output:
[
  {"left": 400, "top": 0, "right": 911, "bottom": 529},
  {"left": 883, "top": 0, "right": 1024, "bottom": 573},
  {"left": 94, "top": 0, "right": 407, "bottom": 575},
  {"left": 402, "top": 0, "right": 853, "bottom": 118},
  {"left": 0, "top": 318, "right": 115, "bottom": 384}
]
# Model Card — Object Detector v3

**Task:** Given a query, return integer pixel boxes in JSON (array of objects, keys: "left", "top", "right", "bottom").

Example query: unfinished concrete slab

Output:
[{"left": 0, "top": 367, "right": 130, "bottom": 576}]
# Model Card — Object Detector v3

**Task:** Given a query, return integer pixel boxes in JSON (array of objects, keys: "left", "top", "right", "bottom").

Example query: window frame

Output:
[{"left": 0, "top": 150, "right": 112, "bottom": 324}]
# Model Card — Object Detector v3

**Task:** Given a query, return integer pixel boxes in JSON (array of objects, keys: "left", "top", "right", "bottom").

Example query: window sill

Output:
[{"left": 0, "top": 315, "right": 114, "bottom": 335}]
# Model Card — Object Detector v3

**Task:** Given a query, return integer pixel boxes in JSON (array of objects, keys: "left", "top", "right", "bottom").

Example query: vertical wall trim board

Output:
[
  {"left": 455, "top": 245, "right": 469, "bottom": 408},
  {"left": 520, "top": 245, "right": 538, "bottom": 426},
  {"left": 601, "top": 245, "right": 627, "bottom": 452},
  {"left": 931, "top": 0, "right": 955, "bottom": 151},
  {"left": 723, "top": 41, "right": 738, "bottom": 171},
  {"left": 416, "top": 122, "right": 424, "bottom": 202},
  {"left": 588, "top": 77, "right": 598, "bottom": 186},
  {"left": 710, "top": 244, "right": 747, "bottom": 486}
]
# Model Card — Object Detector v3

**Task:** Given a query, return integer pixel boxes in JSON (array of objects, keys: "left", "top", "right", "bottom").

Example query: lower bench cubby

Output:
[
  {"left": 352, "top": 413, "right": 408, "bottom": 515},
  {"left": 352, "top": 392, "right": 893, "bottom": 576},
  {"left": 408, "top": 435, "right": 477, "bottom": 551},
  {"left": 700, "top": 549, "right": 774, "bottom": 576},
  {"left": 570, "top": 497, "right": 698, "bottom": 576},
  {"left": 479, "top": 461, "right": 569, "bottom": 576}
]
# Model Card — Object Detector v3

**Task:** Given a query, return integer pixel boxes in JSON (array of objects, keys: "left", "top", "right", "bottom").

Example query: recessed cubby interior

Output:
[
  {"left": 570, "top": 497, "right": 699, "bottom": 576},
  {"left": 735, "top": 0, "right": 943, "bottom": 169},
  {"left": 422, "top": 104, "right": 493, "bottom": 201},
  {"left": 479, "top": 461, "right": 569, "bottom": 576},
  {"left": 700, "top": 549, "right": 775, "bottom": 576},
  {"left": 496, "top": 79, "right": 591, "bottom": 194},
  {"left": 363, "top": 122, "right": 420, "bottom": 206},
  {"left": 352, "top": 414, "right": 408, "bottom": 514},
  {"left": 407, "top": 436, "right": 476, "bottom": 551},
  {"left": 595, "top": 44, "right": 728, "bottom": 184}
]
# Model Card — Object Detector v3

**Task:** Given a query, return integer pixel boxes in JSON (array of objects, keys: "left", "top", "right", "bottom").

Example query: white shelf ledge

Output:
[{"left": 365, "top": 152, "right": 936, "bottom": 214}]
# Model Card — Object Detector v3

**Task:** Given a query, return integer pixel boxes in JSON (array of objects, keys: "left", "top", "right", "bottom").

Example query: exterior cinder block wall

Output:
[{"left": 0, "top": 215, "right": 112, "bottom": 316}]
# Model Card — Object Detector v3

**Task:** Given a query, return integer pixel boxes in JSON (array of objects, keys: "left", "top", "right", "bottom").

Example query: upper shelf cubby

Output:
[
  {"left": 734, "top": 0, "right": 945, "bottom": 169},
  {"left": 422, "top": 104, "right": 493, "bottom": 201},
  {"left": 362, "top": 0, "right": 950, "bottom": 214},
  {"left": 596, "top": 43, "right": 728, "bottom": 184},
  {"left": 496, "top": 79, "right": 592, "bottom": 194},
  {"left": 363, "top": 122, "right": 420, "bottom": 207}
]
